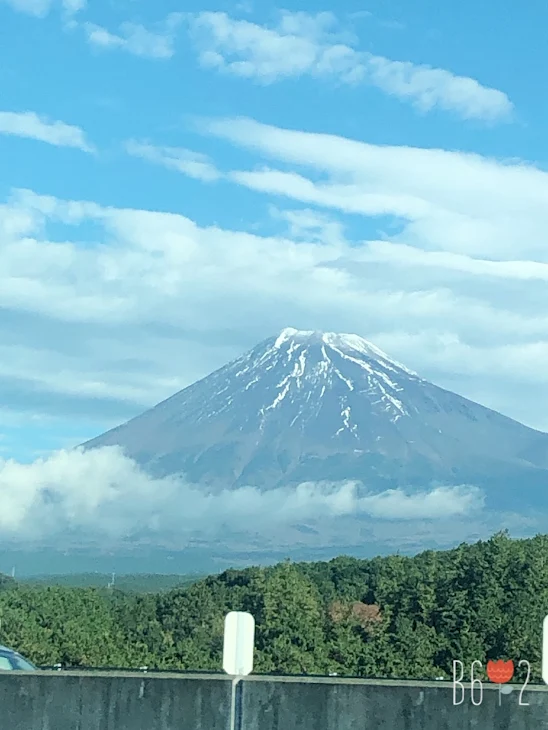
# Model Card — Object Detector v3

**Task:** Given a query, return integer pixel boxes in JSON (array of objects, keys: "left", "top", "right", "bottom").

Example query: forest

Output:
[{"left": 0, "top": 531, "right": 545, "bottom": 682}]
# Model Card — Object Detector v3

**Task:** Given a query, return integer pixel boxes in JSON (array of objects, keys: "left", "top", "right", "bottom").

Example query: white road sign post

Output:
[
  {"left": 223, "top": 611, "right": 255, "bottom": 676},
  {"left": 224, "top": 611, "right": 255, "bottom": 730},
  {"left": 542, "top": 615, "right": 548, "bottom": 684}
]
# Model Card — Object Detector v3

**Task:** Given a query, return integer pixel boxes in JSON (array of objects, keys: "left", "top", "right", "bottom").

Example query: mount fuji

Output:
[{"left": 83, "top": 328, "right": 548, "bottom": 511}]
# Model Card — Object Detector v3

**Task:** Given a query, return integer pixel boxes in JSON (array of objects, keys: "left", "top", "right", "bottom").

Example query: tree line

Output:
[{"left": 0, "top": 531, "right": 545, "bottom": 682}]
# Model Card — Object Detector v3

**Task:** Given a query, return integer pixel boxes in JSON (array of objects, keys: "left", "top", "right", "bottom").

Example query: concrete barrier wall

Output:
[
  {"left": 1, "top": 670, "right": 548, "bottom": 730},
  {"left": 242, "top": 676, "right": 548, "bottom": 730},
  {"left": 0, "top": 671, "right": 233, "bottom": 730}
]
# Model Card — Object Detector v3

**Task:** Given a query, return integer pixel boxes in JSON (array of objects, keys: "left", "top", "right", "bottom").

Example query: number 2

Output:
[{"left": 518, "top": 660, "right": 530, "bottom": 706}]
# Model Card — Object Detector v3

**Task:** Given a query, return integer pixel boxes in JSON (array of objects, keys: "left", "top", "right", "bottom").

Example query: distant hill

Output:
[{"left": 20, "top": 573, "right": 202, "bottom": 593}]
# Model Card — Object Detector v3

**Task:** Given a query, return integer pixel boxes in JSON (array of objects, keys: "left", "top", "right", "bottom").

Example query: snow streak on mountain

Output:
[{"left": 83, "top": 328, "right": 548, "bottom": 505}]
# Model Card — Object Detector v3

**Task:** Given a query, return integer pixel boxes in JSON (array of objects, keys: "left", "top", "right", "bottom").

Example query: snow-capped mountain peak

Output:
[
  {"left": 83, "top": 328, "right": 548, "bottom": 498},
  {"left": 273, "top": 327, "right": 418, "bottom": 377},
  {"left": 226, "top": 327, "right": 421, "bottom": 429}
]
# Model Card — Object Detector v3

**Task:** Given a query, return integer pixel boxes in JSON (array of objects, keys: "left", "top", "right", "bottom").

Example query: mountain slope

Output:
[{"left": 82, "top": 328, "right": 548, "bottom": 502}]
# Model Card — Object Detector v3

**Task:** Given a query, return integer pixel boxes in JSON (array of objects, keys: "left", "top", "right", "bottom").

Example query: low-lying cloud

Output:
[{"left": 0, "top": 446, "right": 482, "bottom": 546}]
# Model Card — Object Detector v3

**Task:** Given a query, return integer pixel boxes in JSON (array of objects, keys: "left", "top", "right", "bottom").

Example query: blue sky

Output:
[{"left": 1, "top": 0, "right": 548, "bottom": 548}]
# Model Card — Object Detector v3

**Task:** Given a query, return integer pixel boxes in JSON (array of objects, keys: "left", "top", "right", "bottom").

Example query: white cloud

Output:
[
  {"left": 1, "top": 0, "right": 85, "bottom": 16},
  {"left": 187, "top": 11, "right": 513, "bottom": 121},
  {"left": 0, "top": 446, "right": 482, "bottom": 545},
  {"left": 125, "top": 140, "right": 221, "bottom": 181},
  {"left": 1, "top": 0, "right": 52, "bottom": 16},
  {"left": 205, "top": 117, "right": 548, "bottom": 260},
  {"left": 61, "top": 0, "right": 84, "bottom": 13},
  {"left": 3, "top": 113, "right": 548, "bottom": 434},
  {"left": 355, "top": 241, "right": 548, "bottom": 281},
  {"left": 3, "top": 172, "right": 548, "bottom": 435},
  {"left": 83, "top": 13, "right": 183, "bottom": 59},
  {"left": 0, "top": 111, "right": 93, "bottom": 152},
  {"left": 360, "top": 485, "right": 482, "bottom": 520},
  {"left": 372, "top": 332, "right": 548, "bottom": 384},
  {"left": 269, "top": 206, "right": 346, "bottom": 246}
]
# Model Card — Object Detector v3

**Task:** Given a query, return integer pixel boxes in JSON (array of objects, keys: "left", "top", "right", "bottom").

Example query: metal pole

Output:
[{"left": 229, "top": 677, "right": 243, "bottom": 730}]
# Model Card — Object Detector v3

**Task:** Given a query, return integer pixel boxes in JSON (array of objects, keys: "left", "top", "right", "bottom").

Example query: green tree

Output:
[{"left": 255, "top": 562, "right": 328, "bottom": 674}]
